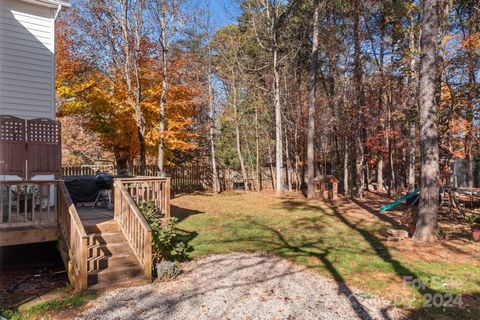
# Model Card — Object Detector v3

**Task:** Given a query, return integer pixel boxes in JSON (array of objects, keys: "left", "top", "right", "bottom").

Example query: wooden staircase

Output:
[
  {"left": 57, "top": 177, "right": 171, "bottom": 291},
  {"left": 85, "top": 220, "right": 149, "bottom": 290}
]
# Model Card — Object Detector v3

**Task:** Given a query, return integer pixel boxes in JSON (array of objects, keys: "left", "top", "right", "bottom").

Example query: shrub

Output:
[
  {"left": 466, "top": 214, "right": 480, "bottom": 229},
  {"left": 139, "top": 202, "right": 192, "bottom": 263}
]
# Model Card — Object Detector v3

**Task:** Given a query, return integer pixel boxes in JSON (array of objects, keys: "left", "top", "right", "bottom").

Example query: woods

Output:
[{"left": 56, "top": 0, "right": 479, "bottom": 243}]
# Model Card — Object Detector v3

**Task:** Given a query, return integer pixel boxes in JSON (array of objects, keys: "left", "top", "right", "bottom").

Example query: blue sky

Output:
[{"left": 208, "top": 0, "right": 240, "bottom": 30}]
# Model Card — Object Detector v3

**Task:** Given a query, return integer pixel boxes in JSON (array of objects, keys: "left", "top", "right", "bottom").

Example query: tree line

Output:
[
  {"left": 56, "top": 0, "right": 479, "bottom": 242},
  {"left": 208, "top": 0, "right": 478, "bottom": 242}
]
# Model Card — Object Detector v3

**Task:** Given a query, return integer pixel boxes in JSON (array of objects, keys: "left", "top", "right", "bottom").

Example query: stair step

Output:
[
  {"left": 87, "top": 242, "right": 133, "bottom": 259},
  {"left": 79, "top": 218, "right": 151, "bottom": 290},
  {"left": 87, "top": 253, "right": 140, "bottom": 272},
  {"left": 88, "top": 265, "right": 145, "bottom": 285},
  {"left": 85, "top": 221, "right": 121, "bottom": 234},
  {"left": 88, "top": 274, "right": 150, "bottom": 291},
  {"left": 88, "top": 232, "right": 125, "bottom": 246}
]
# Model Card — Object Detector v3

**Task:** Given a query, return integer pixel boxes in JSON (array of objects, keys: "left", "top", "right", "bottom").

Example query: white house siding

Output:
[{"left": 0, "top": 0, "right": 56, "bottom": 119}]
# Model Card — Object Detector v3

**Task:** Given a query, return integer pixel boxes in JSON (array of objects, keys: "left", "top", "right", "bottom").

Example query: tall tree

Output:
[
  {"left": 307, "top": 0, "right": 320, "bottom": 199},
  {"left": 413, "top": 0, "right": 440, "bottom": 242},
  {"left": 353, "top": 0, "right": 365, "bottom": 197},
  {"left": 407, "top": 4, "right": 419, "bottom": 192},
  {"left": 157, "top": 0, "right": 168, "bottom": 174}
]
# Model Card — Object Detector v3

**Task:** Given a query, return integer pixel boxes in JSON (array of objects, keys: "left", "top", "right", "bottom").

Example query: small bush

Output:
[
  {"left": 0, "top": 292, "right": 95, "bottom": 320},
  {"left": 466, "top": 214, "right": 480, "bottom": 229},
  {"left": 139, "top": 202, "right": 192, "bottom": 263}
]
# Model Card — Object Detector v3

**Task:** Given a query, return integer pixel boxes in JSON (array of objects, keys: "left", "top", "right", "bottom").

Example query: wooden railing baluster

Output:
[
  {"left": 113, "top": 177, "right": 170, "bottom": 281},
  {"left": 114, "top": 180, "right": 153, "bottom": 280},
  {"left": 57, "top": 181, "right": 88, "bottom": 291}
]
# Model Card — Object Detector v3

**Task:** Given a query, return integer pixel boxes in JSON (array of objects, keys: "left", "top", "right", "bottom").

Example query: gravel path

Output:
[{"left": 77, "top": 252, "right": 406, "bottom": 320}]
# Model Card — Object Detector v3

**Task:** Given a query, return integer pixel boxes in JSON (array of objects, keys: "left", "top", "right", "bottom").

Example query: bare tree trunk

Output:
[
  {"left": 377, "top": 158, "right": 384, "bottom": 191},
  {"left": 466, "top": 34, "right": 476, "bottom": 188},
  {"left": 232, "top": 80, "right": 248, "bottom": 192},
  {"left": 208, "top": 67, "right": 220, "bottom": 193},
  {"left": 307, "top": 0, "right": 320, "bottom": 199},
  {"left": 120, "top": 0, "right": 146, "bottom": 175},
  {"left": 255, "top": 104, "right": 261, "bottom": 191},
  {"left": 407, "top": 119, "right": 416, "bottom": 191},
  {"left": 413, "top": 0, "right": 440, "bottom": 243},
  {"left": 407, "top": 10, "right": 418, "bottom": 192},
  {"left": 285, "top": 126, "right": 292, "bottom": 192},
  {"left": 273, "top": 37, "right": 283, "bottom": 195},
  {"left": 387, "top": 92, "right": 395, "bottom": 197},
  {"left": 377, "top": 17, "right": 385, "bottom": 192},
  {"left": 244, "top": 134, "right": 256, "bottom": 190},
  {"left": 267, "top": 136, "right": 276, "bottom": 190},
  {"left": 353, "top": 0, "right": 365, "bottom": 197},
  {"left": 157, "top": 0, "right": 167, "bottom": 174},
  {"left": 344, "top": 137, "right": 349, "bottom": 196}
]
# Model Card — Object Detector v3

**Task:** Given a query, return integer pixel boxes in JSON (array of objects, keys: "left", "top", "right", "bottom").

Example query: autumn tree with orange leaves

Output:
[{"left": 56, "top": 4, "right": 206, "bottom": 172}]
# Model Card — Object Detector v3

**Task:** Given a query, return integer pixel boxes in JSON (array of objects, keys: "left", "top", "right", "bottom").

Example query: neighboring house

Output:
[{"left": 0, "top": 0, "right": 168, "bottom": 291}]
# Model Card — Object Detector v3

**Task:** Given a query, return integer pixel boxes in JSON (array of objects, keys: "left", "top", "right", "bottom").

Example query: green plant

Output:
[
  {"left": 25, "top": 292, "right": 95, "bottom": 315},
  {"left": 0, "top": 308, "right": 21, "bottom": 320},
  {"left": 140, "top": 202, "right": 192, "bottom": 263},
  {"left": 466, "top": 214, "right": 480, "bottom": 229},
  {"left": 436, "top": 227, "right": 446, "bottom": 239},
  {"left": 0, "top": 292, "right": 95, "bottom": 320}
]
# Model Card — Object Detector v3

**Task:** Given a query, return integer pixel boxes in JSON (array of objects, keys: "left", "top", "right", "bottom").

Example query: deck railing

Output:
[
  {"left": 114, "top": 179, "right": 152, "bottom": 279},
  {"left": 62, "top": 165, "right": 116, "bottom": 176},
  {"left": 57, "top": 181, "right": 88, "bottom": 291},
  {"left": 0, "top": 180, "right": 58, "bottom": 227},
  {"left": 118, "top": 177, "right": 171, "bottom": 218}
]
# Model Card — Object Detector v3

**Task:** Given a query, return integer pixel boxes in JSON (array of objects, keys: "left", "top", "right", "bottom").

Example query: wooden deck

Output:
[
  {"left": 0, "top": 207, "right": 114, "bottom": 247},
  {"left": 0, "top": 224, "right": 58, "bottom": 246},
  {"left": 1, "top": 177, "right": 171, "bottom": 291},
  {"left": 76, "top": 206, "right": 114, "bottom": 226}
]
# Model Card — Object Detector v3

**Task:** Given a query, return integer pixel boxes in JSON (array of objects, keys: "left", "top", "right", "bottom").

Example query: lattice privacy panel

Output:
[
  {"left": 28, "top": 119, "right": 60, "bottom": 144},
  {"left": 27, "top": 118, "right": 61, "bottom": 179},
  {"left": 0, "top": 115, "right": 26, "bottom": 177}
]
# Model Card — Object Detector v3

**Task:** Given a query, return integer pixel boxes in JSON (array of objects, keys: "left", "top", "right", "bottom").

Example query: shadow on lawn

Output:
[
  {"left": 171, "top": 204, "right": 204, "bottom": 223},
  {"left": 168, "top": 198, "right": 479, "bottom": 319},
  {"left": 79, "top": 200, "right": 480, "bottom": 320},
  {"left": 78, "top": 253, "right": 309, "bottom": 319},
  {"left": 277, "top": 199, "right": 480, "bottom": 320},
  {"left": 350, "top": 198, "right": 403, "bottom": 229}
]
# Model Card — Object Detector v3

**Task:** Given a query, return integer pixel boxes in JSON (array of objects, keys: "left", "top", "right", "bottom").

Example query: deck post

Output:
[
  {"left": 114, "top": 181, "right": 121, "bottom": 220},
  {"left": 79, "top": 236, "right": 89, "bottom": 290},
  {"left": 165, "top": 178, "right": 171, "bottom": 218},
  {"left": 145, "top": 231, "right": 152, "bottom": 279}
]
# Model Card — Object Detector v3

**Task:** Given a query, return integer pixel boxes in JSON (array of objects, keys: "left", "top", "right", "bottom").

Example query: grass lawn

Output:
[
  {"left": 1, "top": 291, "right": 95, "bottom": 320},
  {"left": 173, "top": 191, "right": 480, "bottom": 320}
]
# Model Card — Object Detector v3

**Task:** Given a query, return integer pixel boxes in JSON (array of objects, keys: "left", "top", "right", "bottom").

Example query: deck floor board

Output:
[{"left": 76, "top": 206, "right": 114, "bottom": 227}]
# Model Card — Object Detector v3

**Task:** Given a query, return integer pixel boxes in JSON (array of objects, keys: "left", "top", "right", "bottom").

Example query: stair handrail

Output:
[
  {"left": 114, "top": 180, "right": 152, "bottom": 280},
  {"left": 116, "top": 177, "right": 171, "bottom": 218},
  {"left": 57, "top": 181, "right": 88, "bottom": 291}
]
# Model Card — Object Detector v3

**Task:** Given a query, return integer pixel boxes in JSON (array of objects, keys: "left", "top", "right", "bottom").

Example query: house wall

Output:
[{"left": 0, "top": 0, "right": 56, "bottom": 119}]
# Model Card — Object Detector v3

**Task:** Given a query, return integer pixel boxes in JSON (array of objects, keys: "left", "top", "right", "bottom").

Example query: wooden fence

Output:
[{"left": 62, "top": 164, "right": 277, "bottom": 193}]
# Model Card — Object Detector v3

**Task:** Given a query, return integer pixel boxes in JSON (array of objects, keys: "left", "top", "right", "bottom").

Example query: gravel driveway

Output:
[{"left": 77, "top": 252, "right": 406, "bottom": 320}]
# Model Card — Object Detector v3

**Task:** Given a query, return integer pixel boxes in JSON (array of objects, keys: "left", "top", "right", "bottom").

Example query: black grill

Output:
[{"left": 94, "top": 173, "right": 114, "bottom": 190}]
